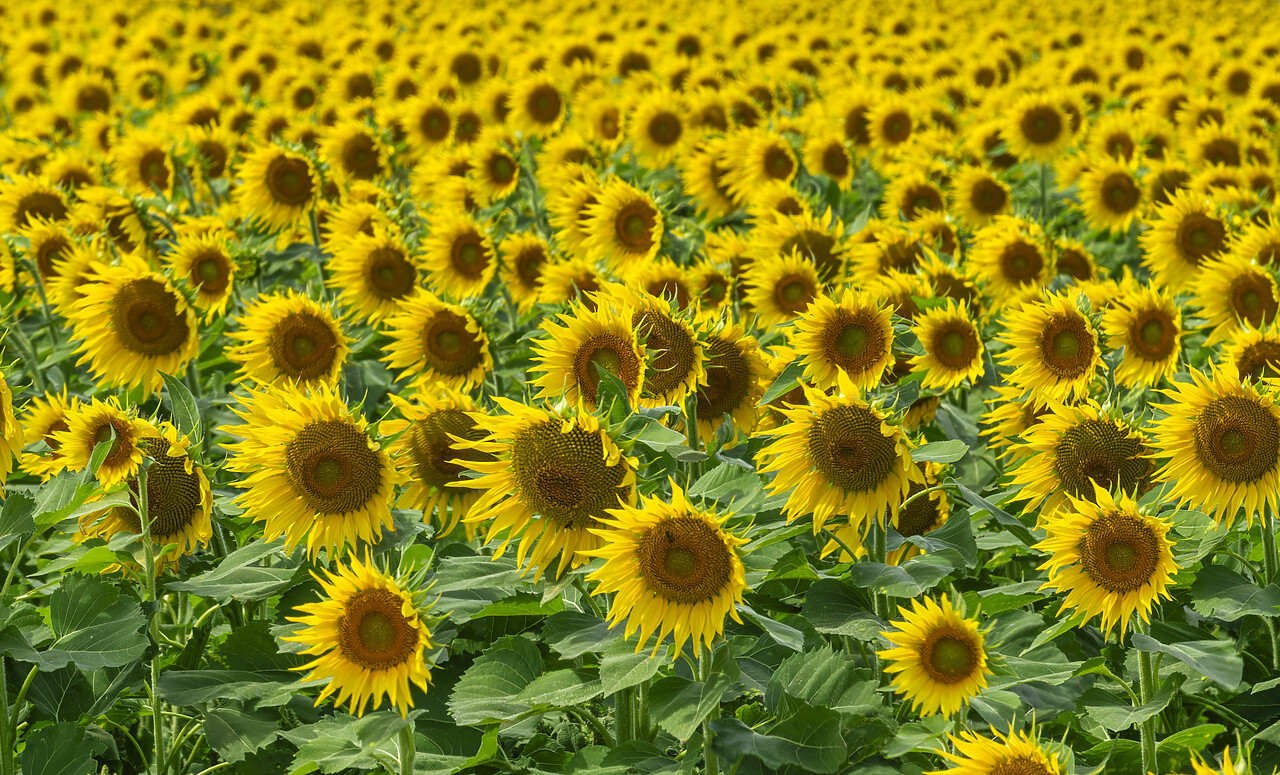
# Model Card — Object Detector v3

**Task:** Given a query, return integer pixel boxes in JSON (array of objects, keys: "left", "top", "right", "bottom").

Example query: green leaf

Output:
[
  {"left": 649, "top": 673, "right": 732, "bottom": 740},
  {"left": 737, "top": 604, "right": 804, "bottom": 651},
  {"left": 954, "top": 482, "right": 1037, "bottom": 546},
  {"left": 901, "top": 512, "right": 977, "bottom": 568},
  {"left": 627, "top": 416, "right": 699, "bottom": 457},
  {"left": 167, "top": 538, "right": 296, "bottom": 602},
  {"left": 157, "top": 669, "right": 306, "bottom": 707},
  {"left": 282, "top": 711, "right": 416, "bottom": 774},
  {"left": 448, "top": 635, "right": 543, "bottom": 725},
  {"left": 473, "top": 593, "right": 563, "bottom": 618},
  {"left": 205, "top": 704, "right": 282, "bottom": 763},
  {"left": 4, "top": 575, "right": 148, "bottom": 670},
  {"left": 543, "top": 611, "right": 619, "bottom": 659},
  {"left": 20, "top": 722, "right": 105, "bottom": 775},
  {"left": 1189, "top": 565, "right": 1280, "bottom": 622},
  {"left": 800, "top": 579, "right": 882, "bottom": 640},
  {"left": 161, "top": 371, "right": 201, "bottom": 437},
  {"left": 765, "top": 646, "right": 880, "bottom": 716},
  {"left": 845, "top": 559, "right": 952, "bottom": 598},
  {"left": 910, "top": 440, "right": 968, "bottom": 463},
  {"left": 709, "top": 705, "right": 846, "bottom": 774},
  {"left": 599, "top": 637, "right": 667, "bottom": 695},
  {"left": 27, "top": 665, "right": 95, "bottom": 722},
  {"left": 1158, "top": 724, "right": 1227, "bottom": 774},
  {"left": 0, "top": 492, "right": 36, "bottom": 542},
  {"left": 432, "top": 554, "right": 521, "bottom": 622},
  {"left": 519, "top": 668, "right": 604, "bottom": 707},
  {"left": 688, "top": 462, "right": 766, "bottom": 513},
  {"left": 882, "top": 714, "right": 948, "bottom": 758},
  {"left": 758, "top": 358, "right": 804, "bottom": 406},
  {"left": 1077, "top": 674, "right": 1183, "bottom": 731},
  {"left": 1132, "top": 633, "right": 1242, "bottom": 689}
]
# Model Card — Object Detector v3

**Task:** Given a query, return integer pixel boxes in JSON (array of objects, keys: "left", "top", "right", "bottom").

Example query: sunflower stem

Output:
[
  {"left": 308, "top": 209, "right": 329, "bottom": 299},
  {"left": 572, "top": 577, "right": 603, "bottom": 618},
  {"left": 137, "top": 464, "right": 167, "bottom": 775},
  {"left": 1038, "top": 162, "right": 1050, "bottom": 225},
  {"left": 398, "top": 724, "right": 416, "bottom": 775},
  {"left": 699, "top": 645, "right": 719, "bottom": 775},
  {"left": 1135, "top": 618, "right": 1158, "bottom": 775},
  {"left": 1262, "top": 508, "right": 1280, "bottom": 669},
  {"left": 0, "top": 657, "right": 10, "bottom": 775},
  {"left": 684, "top": 393, "right": 701, "bottom": 486},
  {"left": 636, "top": 678, "right": 652, "bottom": 741},
  {"left": 614, "top": 686, "right": 635, "bottom": 745}
]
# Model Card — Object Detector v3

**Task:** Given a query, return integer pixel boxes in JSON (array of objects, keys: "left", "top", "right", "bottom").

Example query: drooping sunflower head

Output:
[
  {"left": 383, "top": 390, "right": 495, "bottom": 537},
  {"left": 585, "top": 483, "right": 747, "bottom": 657},
  {"left": 531, "top": 299, "right": 645, "bottom": 411},
  {"left": 759, "top": 384, "right": 920, "bottom": 533},
  {"left": 328, "top": 230, "right": 422, "bottom": 323},
  {"left": 220, "top": 383, "right": 397, "bottom": 559},
  {"left": 1195, "top": 253, "right": 1280, "bottom": 346},
  {"left": 421, "top": 210, "right": 497, "bottom": 300},
  {"left": 1139, "top": 190, "right": 1231, "bottom": 289},
  {"left": 460, "top": 399, "right": 638, "bottom": 580},
  {"left": 877, "top": 594, "right": 991, "bottom": 717},
  {"left": 381, "top": 289, "right": 492, "bottom": 392},
  {"left": 1036, "top": 485, "right": 1177, "bottom": 638},
  {"left": 234, "top": 145, "right": 319, "bottom": 232},
  {"left": 64, "top": 254, "right": 200, "bottom": 395},
  {"left": 997, "top": 288, "right": 1103, "bottom": 402},
  {"left": 1101, "top": 284, "right": 1183, "bottom": 388},
  {"left": 933, "top": 728, "right": 1064, "bottom": 775},
  {"left": 910, "top": 298, "right": 985, "bottom": 392},
  {"left": 582, "top": 180, "right": 664, "bottom": 272},
  {"left": 1010, "top": 400, "right": 1155, "bottom": 521},
  {"left": 165, "top": 234, "right": 236, "bottom": 317},
  {"left": 227, "top": 290, "right": 351, "bottom": 388},
  {"left": 1151, "top": 365, "right": 1280, "bottom": 525},
  {"left": 286, "top": 553, "right": 435, "bottom": 718},
  {"left": 790, "top": 289, "right": 895, "bottom": 391}
]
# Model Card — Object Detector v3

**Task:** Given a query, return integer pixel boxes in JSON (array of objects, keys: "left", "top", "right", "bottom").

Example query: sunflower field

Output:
[{"left": 4, "top": 0, "right": 1280, "bottom": 774}]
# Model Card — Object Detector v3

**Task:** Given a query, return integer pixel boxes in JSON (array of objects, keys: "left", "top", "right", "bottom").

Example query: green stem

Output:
[
  {"left": 0, "top": 532, "right": 39, "bottom": 598},
  {"left": 684, "top": 393, "right": 702, "bottom": 486},
  {"left": 138, "top": 465, "right": 166, "bottom": 775},
  {"left": 821, "top": 529, "right": 860, "bottom": 563},
  {"left": 560, "top": 706, "right": 614, "bottom": 747},
  {"left": 398, "top": 725, "right": 415, "bottom": 775},
  {"left": 1039, "top": 162, "right": 1050, "bottom": 225},
  {"left": 8, "top": 665, "right": 37, "bottom": 737},
  {"left": 636, "top": 678, "right": 652, "bottom": 742},
  {"left": 699, "top": 646, "right": 719, "bottom": 775},
  {"left": 1136, "top": 619, "right": 1158, "bottom": 775},
  {"left": 615, "top": 686, "right": 635, "bottom": 746},
  {"left": 572, "top": 578, "right": 603, "bottom": 618},
  {"left": 0, "top": 658, "right": 10, "bottom": 775},
  {"left": 1263, "top": 509, "right": 1280, "bottom": 670},
  {"left": 309, "top": 210, "right": 329, "bottom": 299}
]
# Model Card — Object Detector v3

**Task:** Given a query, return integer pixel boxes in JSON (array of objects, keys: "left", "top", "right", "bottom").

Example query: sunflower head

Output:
[
  {"left": 877, "top": 594, "right": 991, "bottom": 717},
  {"left": 997, "top": 289, "right": 1102, "bottom": 401},
  {"left": 791, "top": 289, "right": 895, "bottom": 391},
  {"left": 227, "top": 290, "right": 351, "bottom": 388},
  {"left": 935, "top": 728, "right": 1064, "bottom": 775},
  {"left": 910, "top": 298, "right": 985, "bottom": 391},
  {"left": 531, "top": 300, "right": 646, "bottom": 411}
]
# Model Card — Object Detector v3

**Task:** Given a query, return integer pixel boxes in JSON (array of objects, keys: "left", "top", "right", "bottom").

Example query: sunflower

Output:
[
  {"left": 629, "top": 91, "right": 689, "bottom": 167},
  {"left": 538, "top": 256, "right": 606, "bottom": 309},
  {"left": 867, "top": 94, "right": 917, "bottom": 151},
  {"left": 401, "top": 95, "right": 454, "bottom": 156},
  {"left": 758, "top": 381, "right": 919, "bottom": 533},
  {"left": 1037, "top": 486, "right": 1177, "bottom": 638},
  {"left": 113, "top": 130, "right": 173, "bottom": 198},
  {"left": 227, "top": 290, "right": 350, "bottom": 388},
  {"left": 382, "top": 390, "right": 494, "bottom": 537},
  {"left": 980, "top": 386, "right": 1054, "bottom": 462},
  {"left": 420, "top": 211, "right": 497, "bottom": 299},
  {"left": 17, "top": 388, "right": 77, "bottom": 481},
  {"left": 690, "top": 260, "right": 733, "bottom": 312},
  {"left": 931, "top": 728, "right": 1064, "bottom": 775},
  {"left": 882, "top": 172, "right": 945, "bottom": 223},
  {"left": 499, "top": 232, "right": 552, "bottom": 312},
  {"left": 1003, "top": 92, "right": 1074, "bottom": 162},
  {"left": 1195, "top": 254, "right": 1280, "bottom": 346},
  {"left": 0, "top": 374, "right": 22, "bottom": 488},
  {"left": 582, "top": 180, "right": 664, "bottom": 273},
  {"left": 546, "top": 178, "right": 603, "bottom": 256},
  {"left": 1010, "top": 401, "right": 1154, "bottom": 521},
  {"left": 949, "top": 165, "right": 1011, "bottom": 229},
  {"left": 997, "top": 289, "right": 1103, "bottom": 402},
  {"left": 285, "top": 554, "right": 435, "bottom": 718},
  {"left": 604, "top": 284, "right": 706, "bottom": 406},
  {"left": 1150, "top": 365, "right": 1280, "bottom": 526},
  {"left": 1232, "top": 215, "right": 1280, "bottom": 268},
  {"left": 53, "top": 397, "right": 153, "bottom": 487},
  {"left": 679, "top": 140, "right": 741, "bottom": 220},
  {"left": 584, "top": 483, "right": 747, "bottom": 657},
  {"left": 0, "top": 176, "right": 70, "bottom": 233},
  {"left": 469, "top": 133, "right": 521, "bottom": 202},
  {"left": 801, "top": 131, "right": 855, "bottom": 189},
  {"left": 911, "top": 299, "right": 986, "bottom": 391},
  {"left": 165, "top": 234, "right": 236, "bottom": 317},
  {"left": 79, "top": 423, "right": 212, "bottom": 571},
  {"left": 510, "top": 74, "right": 567, "bottom": 136},
  {"left": 328, "top": 231, "right": 422, "bottom": 323},
  {"left": 63, "top": 255, "right": 199, "bottom": 395},
  {"left": 72, "top": 186, "right": 148, "bottom": 254},
  {"left": 220, "top": 383, "right": 397, "bottom": 559},
  {"left": 382, "top": 290, "right": 492, "bottom": 392},
  {"left": 718, "top": 129, "right": 799, "bottom": 203},
  {"left": 743, "top": 249, "right": 824, "bottom": 327},
  {"left": 458, "top": 399, "right": 637, "bottom": 580},
  {"left": 693, "top": 321, "right": 771, "bottom": 441},
  {"left": 531, "top": 300, "right": 645, "bottom": 411},
  {"left": 790, "top": 289, "right": 895, "bottom": 391},
  {"left": 877, "top": 595, "right": 991, "bottom": 717},
  {"left": 235, "top": 145, "right": 319, "bottom": 232},
  {"left": 1222, "top": 326, "right": 1280, "bottom": 382},
  {"left": 322, "top": 121, "right": 388, "bottom": 184},
  {"left": 1184, "top": 747, "right": 1245, "bottom": 775},
  {"left": 1053, "top": 238, "right": 1098, "bottom": 282},
  {"left": 1139, "top": 190, "right": 1230, "bottom": 289},
  {"left": 628, "top": 259, "right": 693, "bottom": 310},
  {"left": 1101, "top": 284, "right": 1183, "bottom": 387},
  {"left": 969, "top": 219, "right": 1053, "bottom": 306},
  {"left": 1076, "top": 159, "right": 1144, "bottom": 233},
  {"left": 888, "top": 463, "right": 952, "bottom": 565},
  {"left": 750, "top": 209, "right": 846, "bottom": 283}
]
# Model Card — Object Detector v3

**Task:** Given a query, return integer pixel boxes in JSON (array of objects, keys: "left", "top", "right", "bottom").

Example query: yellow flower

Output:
[
  {"left": 234, "top": 145, "right": 319, "bottom": 232},
  {"left": 1002, "top": 92, "right": 1074, "bottom": 162},
  {"left": 910, "top": 299, "right": 985, "bottom": 391},
  {"left": 1036, "top": 486, "right": 1177, "bottom": 638},
  {"left": 582, "top": 180, "right": 664, "bottom": 273},
  {"left": 165, "top": 234, "right": 237, "bottom": 318},
  {"left": 929, "top": 728, "right": 1063, "bottom": 775},
  {"left": 226, "top": 290, "right": 351, "bottom": 388},
  {"left": 0, "top": 372, "right": 24, "bottom": 489},
  {"left": 498, "top": 232, "right": 552, "bottom": 313},
  {"left": 420, "top": 210, "right": 497, "bottom": 300},
  {"left": 1139, "top": 190, "right": 1230, "bottom": 289},
  {"left": 949, "top": 165, "right": 1011, "bottom": 229},
  {"left": 530, "top": 299, "right": 645, "bottom": 411},
  {"left": 328, "top": 230, "right": 423, "bottom": 323},
  {"left": 1221, "top": 325, "right": 1280, "bottom": 382},
  {"left": 1076, "top": 158, "right": 1144, "bottom": 233},
  {"left": 743, "top": 249, "right": 824, "bottom": 327},
  {"left": 321, "top": 120, "right": 388, "bottom": 184},
  {"left": 53, "top": 397, "right": 154, "bottom": 487},
  {"left": 877, "top": 595, "right": 991, "bottom": 717},
  {"left": 996, "top": 289, "right": 1103, "bottom": 402},
  {"left": 1101, "top": 283, "right": 1183, "bottom": 388},
  {"left": 692, "top": 320, "right": 770, "bottom": 442},
  {"left": 1194, "top": 253, "right": 1280, "bottom": 346},
  {"left": 790, "top": 289, "right": 895, "bottom": 391},
  {"left": 382, "top": 289, "right": 492, "bottom": 392},
  {"left": 17, "top": 388, "right": 75, "bottom": 482}
]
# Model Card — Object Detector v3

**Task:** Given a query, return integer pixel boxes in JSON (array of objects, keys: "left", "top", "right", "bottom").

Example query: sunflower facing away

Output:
[
  {"left": 286, "top": 554, "right": 436, "bottom": 717},
  {"left": 997, "top": 289, "right": 1103, "bottom": 402},
  {"left": 1101, "top": 284, "right": 1183, "bottom": 388},
  {"left": 1010, "top": 400, "right": 1154, "bottom": 522},
  {"left": 53, "top": 397, "right": 152, "bottom": 487},
  {"left": 227, "top": 290, "right": 351, "bottom": 388},
  {"left": 381, "top": 390, "right": 495, "bottom": 537},
  {"left": 877, "top": 594, "right": 991, "bottom": 717},
  {"left": 220, "top": 383, "right": 397, "bottom": 558},
  {"left": 758, "top": 380, "right": 920, "bottom": 534},
  {"left": 1036, "top": 486, "right": 1177, "bottom": 638},
  {"left": 910, "top": 299, "right": 985, "bottom": 392},
  {"left": 584, "top": 483, "right": 748, "bottom": 658},
  {"left": 64, "top": 254, "right": 200, "bottom": 395},
  {"left": 790, "top": 289, "right": 895, "bottom": 391},
  {"left": 931, "top": 728, "right": 1064, "bottom": 775},
  {"left": 531, "top": 299, "right": 645, "bottom": 411},
  {"left": 458, "top": 398, "right": 637, "bottom": 580},
  {"left": 1150, "top": 365, "right": 1280, "bottom": 525}
]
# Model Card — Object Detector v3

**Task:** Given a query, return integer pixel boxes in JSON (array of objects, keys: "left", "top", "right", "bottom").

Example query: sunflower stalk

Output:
[
  {"left": 1262, "top": 508, "right": 1280, "bottom": 669},
  {"left": 1039, "top": 162, "right": 1050, "bottom": 225},
  {"left": 614, "top": 686, "right": 635, "bottom": 745},
  {"left": 136, "top": 463, "right": 167, "bottom": 775},
  {"left": 398, "top": 725, "right": 416, "bottom": 775},
  {"left": 0, "top": 657, "right": 9, "bottom": 775},
  {"left": 698, "top": 645, "right": 719, "bottom": 775},
  {"left": 1135, "top": 618, "right": 1158, "bottom": 775}
]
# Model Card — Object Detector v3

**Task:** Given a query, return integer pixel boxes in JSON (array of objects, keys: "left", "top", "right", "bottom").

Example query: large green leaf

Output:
[
  {"left": 910, "top": 440, "right": 968, "bottom": 463},
  {"left": 20, "top": 722, "right": 106, "bottom": 775},
  {"left": 518, "top": 668, "right": 604, "bottom": 707},
  {"left": 1189, "top": 565, "right": 1280, "bottom": 622},
  {"left": 1077, "top": 674, "right": 1184, "bottom": 731},
  {"left": 157, "top": 669, "right": 310, "bottom": 707},
  {"left": 432, "top": 554, "right": 522, "bottom": 622},
  {"left": 161, "top": 371, "right": 201, "bottom": 437},
  {"left": 167, "top": 538, "right": 297, "bottom": 602},
  {"left": 542, "top": 611, "right": 619, "bottom": 658},
  {"left": 599, "top": 637, "right": 667, "bottom": 695},
  {"left": 844, "top": 558, "right": 952, "bottom": 598},
  {"left": 648, "top": 673, "right": 732, "bottom": 740},
  {"left": 1132, "top": 633, "right": 1242, "bottom": 689},
  {"left": 800, "top": 579, "right": 882, "bottom": 640},
  {"left": 709, "top": 704, "right": 846, "bottom": 774},
  {"left": 4, "top": 575, "right": 148, "bottom": 670},
  {"left": 281, "top": 711, "right": 416, "bottom": 774},
  {"left": 205, "top": 704, "right": 282, "bottom": 763},
  {"left": 765, "top": 647, "right": 880, "bottom": 717},
  {"left": 448, "top": 635, "right": 543, "bottom": 725}
]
